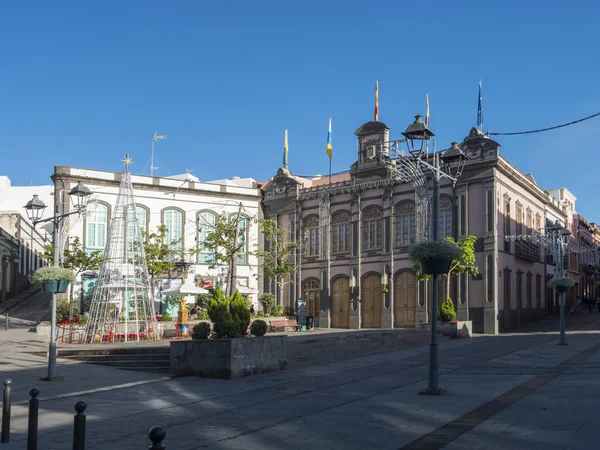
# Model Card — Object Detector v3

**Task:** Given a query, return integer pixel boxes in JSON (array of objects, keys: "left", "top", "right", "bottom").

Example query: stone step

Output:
[
  {"left": 58, "top": 353, "right": 170, "bottom": 362},
  {"left": 82, "top": 359, "right": 170, "bottom": 368}
]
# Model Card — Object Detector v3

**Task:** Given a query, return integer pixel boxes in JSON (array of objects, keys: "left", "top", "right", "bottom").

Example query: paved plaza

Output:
[{"left": 0, "top": 315, "right": 599, "bottom": 449}]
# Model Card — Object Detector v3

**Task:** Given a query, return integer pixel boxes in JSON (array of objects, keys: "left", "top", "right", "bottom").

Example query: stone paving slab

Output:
[{"left": 2, "top": 315, "right": 600, "bottom": 449}]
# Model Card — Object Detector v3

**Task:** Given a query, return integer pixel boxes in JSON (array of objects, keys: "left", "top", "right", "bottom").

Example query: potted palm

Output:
[
  {"left": 547, "top": 276, "right": 575, "bottom": 294},
  {"left": 408, "top": 241, "right": 463, "bottom": 275},
  {"left": 30, "top": 266, "right": 75, "bottom": 294}
]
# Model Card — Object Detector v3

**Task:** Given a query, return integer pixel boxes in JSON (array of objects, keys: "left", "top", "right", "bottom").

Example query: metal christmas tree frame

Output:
[{"left": 83, "top": 156, "right": 159, "bottom": 343}]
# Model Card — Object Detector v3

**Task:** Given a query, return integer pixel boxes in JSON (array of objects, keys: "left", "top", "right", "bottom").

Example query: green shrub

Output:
[
  {"left": 214, "top": 319, "right": 239, "bottom": 339},
  {"left": 259, "top": 292, "right": 275, "bottom": 313},
  {"left": 230, "top": 291, "right": 251, "bottom": 334},
  {"left": 255, "top": 310, "right": 265, "bottom": 318},
  {"left": 55, "top": 299, "right": 70, "bottom": 321},
  {"left": 272, "top": 304, "right": 284, "bottom": 317},
  {"left": 250, "top": 319, "right": 267, "bottom": 337},
  {"left": 440, "top": 298, "right": 457, "bottom": 323},
  {"left": 192, "top": 322, "right": 211, "bottom": 340},
  {"left": 196, "top": 293, "right": 212, "bottom": 309},
  {"left": 30, "top": 266, "right": 75, "bottom": 286},
  {"left": 159, "top": 311, "right": 173, "bottom": 322},
  {"left": 198, "top": 310, "right": 209, "bottom": 321},
  {"left": 208, "top": 285, "right": 231, "bottom": 323},
  {"left": 284, "top": 305, "right": 295, "bottom": 316}
]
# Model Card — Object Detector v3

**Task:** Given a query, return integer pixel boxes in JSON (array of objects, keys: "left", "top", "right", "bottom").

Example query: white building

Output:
[
  {"left": 0, "top": 176, "right": 53, "bottom": 296},
  {"left": 50, "top": 166, "right": 263, "bottom": 311}
]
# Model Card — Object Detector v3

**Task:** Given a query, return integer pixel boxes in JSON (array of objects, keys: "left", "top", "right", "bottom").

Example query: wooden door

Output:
[
  {"left": 504, "top": 272, "right": 511, "bottom": 330},
  {"left": 394, "top": 271, "right": 416, "bottom": 327},
  {"left": 361, "top": 274, "right": 382, "bottom": 328},
  {"left": 331, "top": 277, "right": 350, "bottom": 328}
]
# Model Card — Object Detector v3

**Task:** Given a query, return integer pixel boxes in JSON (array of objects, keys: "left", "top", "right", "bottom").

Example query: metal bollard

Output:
[
  {"left": 27, "top": 388, "right": 40, "bottom": 450},
  {"left": 148, "top": 426, "right": 166, "bottom": 449},
  {"left": 72, "top": 401, "right": 87, "bottom": 450},
  {"left": 1, "top": 379, "right": 12, "bottom": 443},
  {"left": 4, "top": 313, "right": 7, "bottom": 331}
]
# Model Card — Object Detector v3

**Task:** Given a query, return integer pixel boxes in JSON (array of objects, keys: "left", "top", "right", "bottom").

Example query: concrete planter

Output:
[
  {"left": 441, "top": 320, "right": 472, "bottom": 339},
  {"left": 170, "top": 335, "right": 287, "bottom": 379}
]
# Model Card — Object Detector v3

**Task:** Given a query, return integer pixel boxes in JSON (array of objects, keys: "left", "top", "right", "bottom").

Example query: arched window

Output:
[
  {"left": 86, "top": 202, "right": 108, "bottom": 254},
  {"left": 126, "top": 205, "right": 147, "bottom": 250},
  {"left": 136, "top": 206, "right": 148, "bottom": 236},
  {"left": 163, "top": 209, "right": 183, "bottom": 250},
  {"left": 303, "top": 280, "right": 320, "bottom": 318},
  {"left": 362, "top": 208, "right": 383, "bottom": 250},
  {"left": 438, "top": 197, "right": 453, "bottom": 239},
  {"left": 395, "top": 202, "right": 415, "bottom": 247},
  {"left": 198, "top": 212, "right": 216, "bottom": 265},
  {"left": 331, "top": 212, "right": 351, "bottom": 254},
  {"left": 232, "top": 215, "right": 248, "bottom": 265},
  {"left": 303, "top": 216, "right": 320, "bottom": 257}
]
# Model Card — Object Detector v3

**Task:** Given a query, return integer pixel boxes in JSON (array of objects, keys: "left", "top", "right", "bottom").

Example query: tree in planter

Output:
[
  {"left": 253, "top": 219, "right": 299, "bottom": 308},
  {"left": 39, "top": 237, "right": 103, "bottom": 318},
  {"left": 259, "top": 292, "right": 276, "bottom": 315},
  {"left": 139, "top": 225, "right": 184, "bottom": 309},
  {"left": 230, "top": 291, "right": 251, "bottom": 335},
  {"left": 202, "top": 206, "right": 247, "bottom": 297},
  {"left": 196, "top": 293, "right": 212, "bottom": 310}
]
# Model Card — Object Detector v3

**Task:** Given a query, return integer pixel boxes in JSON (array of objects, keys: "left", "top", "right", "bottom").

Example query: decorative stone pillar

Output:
[
  {"left": 483, "top": 181, "right": 499, "bottom": 334},
  {"left": 456, "top": 185, "right": 469, "bottom": 321}
]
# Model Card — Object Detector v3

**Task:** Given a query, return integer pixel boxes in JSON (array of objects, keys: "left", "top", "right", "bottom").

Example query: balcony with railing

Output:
[{"left": 515, "top": 238, "right": 541, "bottom": 262}]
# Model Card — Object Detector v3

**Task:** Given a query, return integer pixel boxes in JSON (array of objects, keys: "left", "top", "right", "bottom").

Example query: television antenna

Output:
[{"left": 150, "top": 132, "right": 167, "bottom": 177}]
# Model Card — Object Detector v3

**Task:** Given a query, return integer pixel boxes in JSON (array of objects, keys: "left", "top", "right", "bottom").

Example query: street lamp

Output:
[
  {"left": 381, "top": 272, "right": 389, "bottom": 294},
  {"left": 349, "top": 273, "right": 356, "bottom": 295},
  {"left": 24, "top": 183, "right": 93, "bottom": 381},
  {"left": 402, "top": 116, "right": 467, "bottom": 396}
]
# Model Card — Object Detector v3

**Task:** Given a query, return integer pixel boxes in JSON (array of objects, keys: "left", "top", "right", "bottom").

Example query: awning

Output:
[
  {"left": 161, "top": 283, "right": 209, "bottom": 296},
  {"left": 235, "top": 286, "right": 259, "bottom": 295}
]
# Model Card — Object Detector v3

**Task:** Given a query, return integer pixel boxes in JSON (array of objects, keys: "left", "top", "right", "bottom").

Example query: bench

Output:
[{"left": 268, "top": 319, "right": 302, "bottom": 333}]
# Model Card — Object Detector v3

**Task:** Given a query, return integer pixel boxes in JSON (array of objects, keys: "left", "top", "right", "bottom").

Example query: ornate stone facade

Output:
[{"left": 262, "top": 121, "right": 564, "bottom": 334}]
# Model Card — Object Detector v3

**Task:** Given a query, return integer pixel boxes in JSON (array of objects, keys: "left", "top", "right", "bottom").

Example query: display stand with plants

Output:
[
  {"left": 170, "top": 287, "right": 287, "bottom": 379},
  {"left": 30, "top": 266, "right": 76, "bottom": 294},
  {"left": 547, "top": 276, "right": 575, "bottom": 294},
  {"left": 408, "top": 241, "right": 463, "bottom": 275}
]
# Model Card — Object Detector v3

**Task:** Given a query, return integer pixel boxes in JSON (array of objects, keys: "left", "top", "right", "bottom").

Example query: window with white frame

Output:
[
  {"left": 362, "top": 208, "right": 383, "bottom": 250},
  {"left": 395, "top": 202, "right": 415, "bottom": 247},
  {"left": 136, "top": 206, "right": 148, "bottom": 236},
  {"left": 331, "top": 212, "right": 351, "bottom": 254},
  {"left": 198, "top": 212, "right": 216, "bottom": 265},
  {"left": 438, "top": 197, "right": 453, "bottom": 239},
  {"left": 86, "top": 203, "right": 108, "bottom": 254},
  {"left": 163, "top": 209, "right": 183, "bottom": 250},
  {"left": 303, "top": 216, "right": 320, "bottom": 257}
]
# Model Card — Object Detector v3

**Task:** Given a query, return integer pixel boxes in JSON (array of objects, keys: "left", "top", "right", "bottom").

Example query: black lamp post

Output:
[
  {"left": 402, "top": 116, "right": 467, "bottom": 395},
  {"left": 24, "top": 183, "right": 92, "bottom": 381}
]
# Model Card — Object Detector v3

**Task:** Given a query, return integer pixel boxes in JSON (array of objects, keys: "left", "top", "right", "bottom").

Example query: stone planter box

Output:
[
  {"left": 170, "top": 335, "right": 287, "bottom": 379},
  {"left": 441, "top": 320, "right": 472, "bottom": 339}
]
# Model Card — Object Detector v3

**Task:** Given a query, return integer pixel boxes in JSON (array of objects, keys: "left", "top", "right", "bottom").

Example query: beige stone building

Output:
[{"left": 261, "top": 118, "right": 564, "bottom": 334}]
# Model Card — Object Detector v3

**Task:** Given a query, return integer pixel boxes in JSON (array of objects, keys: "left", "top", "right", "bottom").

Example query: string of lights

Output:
[{"left": 489, "top": 110, "right": 600, "bottom": 136}]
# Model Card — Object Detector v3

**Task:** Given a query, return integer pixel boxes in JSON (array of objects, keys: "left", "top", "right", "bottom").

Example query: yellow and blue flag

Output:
[{"left": 326, "top": 118, "right": 332, "bottom": 159}]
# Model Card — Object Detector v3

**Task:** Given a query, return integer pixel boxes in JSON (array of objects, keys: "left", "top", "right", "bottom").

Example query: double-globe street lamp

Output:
[
  {"left": 401, "top": 115, "right": 467, "bottom": 395},
  {"left": 24, "top": 182, "right": 93, "bottom": 381}
]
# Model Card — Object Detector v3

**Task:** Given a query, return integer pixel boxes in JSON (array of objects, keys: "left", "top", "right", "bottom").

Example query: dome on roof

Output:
[{"left": 354, "top": 121, "right": 389, "bottom": 136}]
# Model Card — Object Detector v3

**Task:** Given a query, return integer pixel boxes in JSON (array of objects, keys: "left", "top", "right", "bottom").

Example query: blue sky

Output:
[{"left": 1, "top": 1, "right": 599, "bottom": 220}]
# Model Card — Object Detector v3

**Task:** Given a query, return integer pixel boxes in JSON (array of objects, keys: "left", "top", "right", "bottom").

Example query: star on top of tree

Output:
[{"left": 122, "top": 154, "right": 133, "bottom": 170}]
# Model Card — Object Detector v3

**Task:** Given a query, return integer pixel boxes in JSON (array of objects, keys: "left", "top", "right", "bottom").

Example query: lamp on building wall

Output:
[
  {"left": 381, "top": 272, "right": 389, "bottom": 293},
  {"left": 349, "top": 274, "right": 356, "bottom": 295},
  {"left": 23, "top": 182, "right": 93, "bottom": 381}
]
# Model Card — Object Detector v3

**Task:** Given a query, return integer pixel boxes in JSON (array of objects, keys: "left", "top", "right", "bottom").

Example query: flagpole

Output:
[{"left": 329, "top": 158, "right": 332, "bottom": 185}]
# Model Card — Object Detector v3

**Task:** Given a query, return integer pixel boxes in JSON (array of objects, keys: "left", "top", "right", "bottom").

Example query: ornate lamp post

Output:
[
  {"left": 24, "top": 182, "right": 92, "bottom": 381},
  {"left": 401, "top": 116, "right": 467, "bottom": 395}
]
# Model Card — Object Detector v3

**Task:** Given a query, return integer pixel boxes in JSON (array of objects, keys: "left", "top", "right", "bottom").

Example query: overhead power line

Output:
[{"left": 490, "top": 110, "right": 600, "bottom": 136}]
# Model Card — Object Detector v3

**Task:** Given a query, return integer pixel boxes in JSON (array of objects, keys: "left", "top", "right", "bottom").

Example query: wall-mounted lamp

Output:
[
  {"left": 349, "top": 274, "right": 356, "bottom": 295},
  {"left": 381, "top": 272, "right": 389, "bottom": 293}
]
